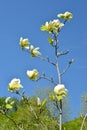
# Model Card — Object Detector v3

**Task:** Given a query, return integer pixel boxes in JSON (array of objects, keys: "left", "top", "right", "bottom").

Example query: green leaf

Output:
[
  {"left": 40, "top": 25, "right": 47, "bottom": 31},
  {"left": 41, "top": 99, "right": 47, "bottom": 108},
  {"left": 49, "top": 93, "right": 55, "bottom": 101},
  {"left": 10, "top": 101, "right": 15, "bottom": 105},
  {"left": 48, "top": 37, "right": 54, "bottom": 44}
]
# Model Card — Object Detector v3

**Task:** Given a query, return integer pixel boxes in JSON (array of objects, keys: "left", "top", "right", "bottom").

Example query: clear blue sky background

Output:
[{"left": 0, "top": 0, "right": 87, "bottom": 119}]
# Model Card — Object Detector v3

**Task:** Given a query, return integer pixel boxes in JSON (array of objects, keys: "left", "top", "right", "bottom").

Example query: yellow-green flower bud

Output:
[{"left": 37, "top": 97, "right": 41, "bottom": 106}]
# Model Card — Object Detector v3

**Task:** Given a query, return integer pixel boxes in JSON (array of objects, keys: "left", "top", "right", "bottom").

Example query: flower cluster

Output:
[
  {"left": 40, "top": 12, "right": 72, "bottom": 34},
  {"left": 41, "top": 19, "right": 64, "bottom": 33},
  {"left": 54, "top": 84, "right": 68, "bottom": 100},
  {"left": 26, "top": 69, "right": 39, "bottom": 81},
  {"left": 8, "top": 78, "right": 23, "bottom": 92},
  {"left": 19, "top": 37, "right": 41, "bottom": 57}
]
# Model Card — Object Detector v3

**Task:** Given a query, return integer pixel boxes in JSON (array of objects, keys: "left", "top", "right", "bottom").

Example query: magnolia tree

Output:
[{"left": 0, "top": 11, "right": 73, "bottom": 130}]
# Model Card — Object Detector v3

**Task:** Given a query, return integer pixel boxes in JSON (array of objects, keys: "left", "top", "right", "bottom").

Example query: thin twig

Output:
[
  {"left": 37, "top": 56, "right": 56, "bottom": 66},
  {"left": 36, "top": 75, "right": 57, "bottom": 85},
  {"left": 22, "top": 48, "right": 56, "bottom": 66},
  {"left": 57, "top": 50, "right": 69, "bottom": 57},
  {"left": 25, "top": 99, "right": 48, "bottom": 130},
  {"left": 60, "top": 63, "right": 71, "bottom": 76}
]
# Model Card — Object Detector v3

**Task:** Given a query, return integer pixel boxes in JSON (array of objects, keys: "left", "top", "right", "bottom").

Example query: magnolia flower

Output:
[
  {"left": 30, "top": 45, "right": 41, "bottom": 57},
  {"left": 54, "top": 84, "right": 68, "bottom": 100},
  {"left": 58, "top": 11, "right": 73, "bottom": 21},
  {"left": 19, "top": 37, "right": 29, "bottom": 49},
  {"left": 26, "top": 69, "right": 39, "bottom": 80},
  {"left": 37, "top": 97, "right": 41, "bottom": 106},
  {"left": 41, "top": 19, "right": 64, "bottom": 33},
  {"left": 5, "top": 97, "right": 14, "bottom": 109},
  {"left": 8, "top": 78, "right": 23, "bottom": 92},
  {"left": 52, "top": 19, "right": 64, "bottom": 28}
]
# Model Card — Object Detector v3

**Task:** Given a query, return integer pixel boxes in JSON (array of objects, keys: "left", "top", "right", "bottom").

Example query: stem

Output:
[
  {"left": 56, "top": 56, "right": 62, "bottom": 84},
  {"left": 59, "top": 100, "right": 62, "bottom": 130},
  {"left": 54, "top": 33, "right": 62, "bottom": 130},
  {"left": 80, "top": 113, "right": 87, "bottom": 130},
  {"left": 55, "top": 99, "right": 60, "bottom": 111},
  {"left": 54, "top": 33, "right": 61, "bottom": 84}
]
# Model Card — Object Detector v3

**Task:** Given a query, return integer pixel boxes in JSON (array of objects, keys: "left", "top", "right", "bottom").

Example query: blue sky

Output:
[{"left": 0, "top": 0, "right": 87, "bottom": 119}]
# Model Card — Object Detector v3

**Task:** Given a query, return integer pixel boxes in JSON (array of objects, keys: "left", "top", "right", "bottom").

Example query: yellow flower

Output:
[
  {"left": 54, "top": 84, "right": 68, "bottom": 100},
  {"left": 8, "top": 78, "right": 23, "bottom": 92},
  {"left": 58, "top": 11, "right": 73, "bottom": 21},
  {"left": 30, "top": 45, "right": 41, "bottom": 57},
  {"left": 41, "top": 19, "right": 64, "bottom": 33},
  {"left": 19, "top": 37, "right": 29, "bottom": 49},
  {"left": 26, "top": 69, "right": 39, "bottom": 80},
  {"left": 52, "top": 19, "right": 64, "bottom": 30}
]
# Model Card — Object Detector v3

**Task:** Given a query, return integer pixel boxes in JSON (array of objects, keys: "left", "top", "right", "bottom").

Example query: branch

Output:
[
  {"left": 57, "top": 50, "right": 69, "bottom": 57},
  {"left": 16, "top": 92, "right": 48, "bottom": 130},
  {"left": 37, "top": 56, "right": 56, "bottom": 66},
  {"left": 21, "top": 48, "right": 56, "bottom": 66},
  {"left": 80, "top": 113, "right": 87, "bottom": 130},
  {"left": 6, "top": 114, "right": 23, "bottom": 130},
  {"left": 16, "top": 91, "right": 38, "bottom": 120},
  {"left": 36, "top": 74, "right": 57, "bottom": 85},
  {"left": 60, "top": 59, "right": 74, "bottom": 76},
  {"left": 60, "top": 64, "right": 70, "bottom": 76},
  {"left": 0, "top": 110, "right": 23, "bottom": 130},
  {"left": 27, "top": 101, "right": 48, "bottom": 130}
]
